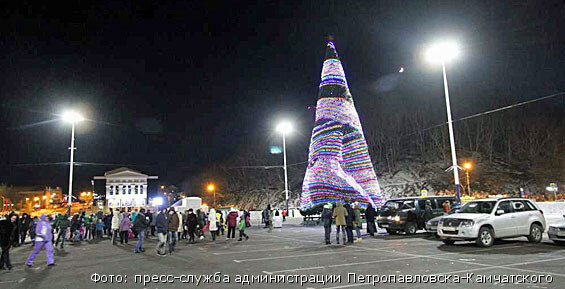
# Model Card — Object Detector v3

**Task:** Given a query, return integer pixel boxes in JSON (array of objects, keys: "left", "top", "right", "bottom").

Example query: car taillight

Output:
[{"left": 539, "top": 210, "right": 544, "bottom": 215}]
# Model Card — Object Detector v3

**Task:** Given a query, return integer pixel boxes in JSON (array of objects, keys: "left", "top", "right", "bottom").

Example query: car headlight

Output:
[
  {"left": 460, "top": 220, "right": 474, "bottom": 227},
  {"left": 392, "top": 216, "right": 401, "bottom": 222},
  {"left": 549, "top": 227, "right": 556, "bottom": 232}
]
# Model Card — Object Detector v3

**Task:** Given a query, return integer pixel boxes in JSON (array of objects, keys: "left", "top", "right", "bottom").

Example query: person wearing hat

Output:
[
  {"left": 321, "top": 204, "right": 333, "bottom": 245},
  {"left": 332, "top": 201, "right": 348, "bottom": 245}
]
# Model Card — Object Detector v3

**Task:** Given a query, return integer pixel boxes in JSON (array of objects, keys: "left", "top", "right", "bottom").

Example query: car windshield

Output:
[
  {"left": 384, "top": 200, "right": 414, "bottom": 210},
  {"left": 460, "top": 201, "right": 496, "bottom": 214}
]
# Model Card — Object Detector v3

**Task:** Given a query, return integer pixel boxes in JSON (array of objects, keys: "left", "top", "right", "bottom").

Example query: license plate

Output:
[
  {"left": 558, "top": 232, "right": 565, "bottom": 237},
  {"left": 443, "top": 227, "right": 456, "bottom": 231},
  {"left": 381, "top": 224, "right": 389, "bottom": 228}
]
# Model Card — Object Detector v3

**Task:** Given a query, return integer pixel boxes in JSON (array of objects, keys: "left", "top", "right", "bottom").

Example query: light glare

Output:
[
  {"left": 62, "top": 111, "right": 85, "bottom": 123},
  {"left": 425, "top": 41, "right": 460, "bottom": 63},
  {"left": 152, "top": 197, "right": 164, "bottom": 206},
  {"left": 276, "top": 121, "right": 293, "bottom": 134}
]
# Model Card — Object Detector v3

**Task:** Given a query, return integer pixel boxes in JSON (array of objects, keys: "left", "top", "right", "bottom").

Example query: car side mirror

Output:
[{"left": 496, "top": 209, "right": 505, "bottom": 215}]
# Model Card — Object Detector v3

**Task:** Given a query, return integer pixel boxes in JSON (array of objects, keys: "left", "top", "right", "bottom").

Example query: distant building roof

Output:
[{"left": 93, "top": 167, "right": 158, "bottom": 180}]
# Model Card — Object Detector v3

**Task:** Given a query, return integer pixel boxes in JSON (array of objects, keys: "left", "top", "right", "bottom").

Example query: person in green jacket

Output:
[
  {"left": 83, "top": 215, "right": 92, "bottom": 240},
  {"left": 237, "top": 215, "right": 249, "bottom": 241},
  {"left": 353, "top": 202, "right": 363, "bottom": 243},
  {"left": 332, "top": 202, "right": 348, "bottom": 245}
]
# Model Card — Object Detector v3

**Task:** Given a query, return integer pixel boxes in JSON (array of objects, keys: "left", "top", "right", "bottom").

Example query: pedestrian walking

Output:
[
  {"left": 55, "top": 214, "right": 70, "bottom": 248},
  {"left": 25, "top": 214, "right": 55, "bottom": 267},
  {"left": 0, "top": 214, "right": 17, "bottom": 270},
  {"left": 29, "top": 216, "right": 38, "bottom": 243},
  {"left": 333, "top": 202, "right": 348, "bottom": 245},
  {"left": 111, "top": 210, "right": 120, "bottom": 245},
  {"left": 226, "top": 209, "right": 238, "bottom": 239},
  {"left": 10, "top": 213, "right": 20, "bottom": 247},
  {"left": 185, "top": 209, "right": 198, "bottom": 244},
  {"left": 353, "top": 202, "right": 363, "bottom": 242},
  {"left": 208, "top": 208, "right": 218, "bottom": 241},
  {"left": 149, "top": 210, "right": 156, "bottom": 237},
  {"left": 344, "top": 202, "right": 354, "bottom": 244},
  {"left": 83, "top": 214, "right": 92, "bottom": 240},
  {"left": 167, "top": 208, "right": 179, "bottom": 254},
  {"left": 176, "top": 210, "right": 184, "bottom": 240},
  {"left": 119, "top": 212, "right": 131, "bottom": 244},
  {"left": 70, "top": 214, "right": 81, "bottom": 242},
  {"left": 155, "top": 208, "right": 168, "bottom": 256},
  {"left": 237, "top": 215, "right": 249, "bottom": 241},
  {"left": 321, "top": 204, "right": 333, "bottom": 245},
  {"left": 365, "top": 203, "right": 377, "bottom": 237},
  {"left": 216, "top": 210, "right": 224, "bottom": 236},
  {"left": 103, "top": 213, "right": 111, "bottom": 236},
  {"left": 19, "top": 213, "right": 30, "bottom": 245},
  {"left": 95, "top": 219, "right": 104, "bottom": 239},
  {"left": 424, "top": 200, "right": 434, "bottom": 223},
  {"left": 267, "top": 205, "right": 273, "bottom": 232},
  {"left": 133, "top": 209, "right": 149, "bottom": 253}
]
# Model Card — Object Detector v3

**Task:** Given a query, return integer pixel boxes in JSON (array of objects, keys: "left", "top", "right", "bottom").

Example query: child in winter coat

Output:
[
  {"left": 95, "top": 219, "right": 105, "bottom": 238},
  {"left": 237, "top": 215, "right": 248, "bottom": 241}
]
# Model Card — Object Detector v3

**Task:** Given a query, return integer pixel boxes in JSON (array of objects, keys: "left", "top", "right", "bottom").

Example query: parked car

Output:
[
  {"left": 438, "top": 198, "right": 546, "bottom": 247},
  {"left": 377, "top": 196, "right": 457, "bottom": 235},
  {"left": 548, "top": 215, "right": 565, "bottom": 244},
  {"left": 425, "top": 205, "right": 461, "bottom": 234}
]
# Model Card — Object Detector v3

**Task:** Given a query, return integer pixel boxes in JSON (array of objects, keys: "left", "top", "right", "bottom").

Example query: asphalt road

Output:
[{"left": 1, "top": 225, "right": 564, "bottom": 289}]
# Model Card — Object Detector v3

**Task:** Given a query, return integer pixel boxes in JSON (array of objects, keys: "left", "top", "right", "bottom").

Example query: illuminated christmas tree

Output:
[{"left": 300, "top": 41, "right": 383, "bottom": 210}]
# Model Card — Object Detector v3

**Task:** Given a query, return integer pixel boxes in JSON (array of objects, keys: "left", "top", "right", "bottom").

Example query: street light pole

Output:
[
  {"left": 276, "top": 121, "right": 292, "bottom": 212},
  {"left": 465, "top": 168, "right": 471, "bottom": 195},
  {"left": 67, "top": 122, "right": 76, "bottom": 215},
  {"left": 442, "top": 61, "right": 461, "bottom": 204},
  {"left": 282, "top": 131, "right": 289, "bottom": 212}
]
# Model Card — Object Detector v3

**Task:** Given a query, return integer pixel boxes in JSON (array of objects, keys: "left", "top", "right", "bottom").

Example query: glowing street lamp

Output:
[
  {"left": 276, "top": 121, "right": 293, "bottom": 212},
  {"left": 62, "top": 110, "right": 84, "bottom": 215},
  {"left": 425, "top": 40, "right": 462, "bottom": 204},
  {"left": 463, "top": 162, "right": 472, "bottom": 195},
  {"left": 207, "top": 183, "right": 216, "bottom": 207}
]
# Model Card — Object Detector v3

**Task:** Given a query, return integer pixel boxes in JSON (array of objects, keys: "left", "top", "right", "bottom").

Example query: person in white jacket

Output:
[
  {"left": 208, "top": 208, "right": 218, "bottom": 241},
  {"left": 111, "top": 209, "right": 120, "bottom": 245},
  {"left": 176, "top": 211, "right": 184, "bottom": 240}
]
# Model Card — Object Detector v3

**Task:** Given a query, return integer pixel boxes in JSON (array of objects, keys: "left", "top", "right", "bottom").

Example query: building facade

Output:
[
  {"left": 7, "top": 186, "right": 63, "bottom": 212},
  {"left": 94, "top": 167, "right": 158, "bottom": 209}
]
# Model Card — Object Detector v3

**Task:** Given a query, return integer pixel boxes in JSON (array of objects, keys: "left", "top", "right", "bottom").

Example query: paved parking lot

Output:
[{"left": 1, "top": 225, "right": 564, "bottom": 289}]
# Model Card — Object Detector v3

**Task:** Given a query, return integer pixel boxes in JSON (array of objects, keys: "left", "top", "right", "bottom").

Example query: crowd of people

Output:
[
  {"left": 320, "top": 200, "right": 375, "bottom": 245},
  {"left": 0, "top": 206, "right": 257, "bottom": 269}
]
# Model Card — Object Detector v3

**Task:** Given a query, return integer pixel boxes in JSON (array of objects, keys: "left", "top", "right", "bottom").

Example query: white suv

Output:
[{"left": 438, "top": 198, "right": 546, "bottom": 247}]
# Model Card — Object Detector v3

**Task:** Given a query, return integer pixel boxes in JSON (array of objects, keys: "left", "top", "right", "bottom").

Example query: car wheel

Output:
[
  {"left": 442, "top": 239, "right": 455, "bottom": 245},
  {"left": 386, "top": 229, "right": 396, "bottom": 235},
  {"left": 527, "top": 224, "right": 543, "bottom": 243},
  {"left": 476, "top": 227, "right": 494, "bottom": 247},
  {"left": 404, "top": 222, "right": 417, "bottom": 235}
]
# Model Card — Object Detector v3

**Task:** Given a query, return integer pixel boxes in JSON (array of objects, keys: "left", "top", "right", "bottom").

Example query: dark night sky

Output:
[{"left": 1, "top": 1, "right": 564, "bottom": 193}]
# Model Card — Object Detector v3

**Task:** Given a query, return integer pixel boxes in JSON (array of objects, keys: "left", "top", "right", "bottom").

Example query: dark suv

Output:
[{"left": 377, "top": 196, "right": 457, "bottom": 235}]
